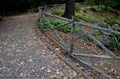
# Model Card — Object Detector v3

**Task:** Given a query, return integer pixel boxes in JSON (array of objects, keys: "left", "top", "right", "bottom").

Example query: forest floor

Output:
[
  {"left": 0, "top": 13, "right": 84, "bottom": 79},
  {"left": 0, "top": 5, "right": 120, "bottom": 78},
  {"left": 37, "top": 4, "right": 120, "bottom": 79}
]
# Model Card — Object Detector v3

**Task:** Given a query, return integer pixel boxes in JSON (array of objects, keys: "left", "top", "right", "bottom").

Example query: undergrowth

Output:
[
  {"left": 39, "top": 17, "right": 80, "bottom": 33},
  {"left": 75, "top": 3, "right": 81, "bottom": 12},
  {"left": 52, "top": 9, "right": 64, "bottom": 15},
  {"left": 39, "top": 4, "right": 120, "bottom": 52},
  {"left": 91, "top": 5, "right": 116, "bottom": 12},
  {"left": 105, "top": 16, "right": 118, "bottom": 25},
  {"left": 110, "top": 26, "right": 120, "bottom": 51}
]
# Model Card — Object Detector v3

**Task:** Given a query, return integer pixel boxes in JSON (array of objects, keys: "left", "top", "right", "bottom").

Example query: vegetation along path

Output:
[{"left": 0, "top": 13, "right": 84, "bottom": 79}]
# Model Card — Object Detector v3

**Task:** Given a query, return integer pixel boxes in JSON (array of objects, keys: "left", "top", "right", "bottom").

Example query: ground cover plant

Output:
[{"left": 43, "top": 3, "right": 120, "bottom": 53}]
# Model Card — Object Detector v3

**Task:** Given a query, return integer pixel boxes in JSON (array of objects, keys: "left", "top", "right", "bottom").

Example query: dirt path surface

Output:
[{"left": 0, "top": 13, "right": 83, "bottom": 79}]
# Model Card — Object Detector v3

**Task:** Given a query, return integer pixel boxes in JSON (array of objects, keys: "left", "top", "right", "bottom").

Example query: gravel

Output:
[{"left": 0, "top": 13, "right": 84, "bottom": 79}]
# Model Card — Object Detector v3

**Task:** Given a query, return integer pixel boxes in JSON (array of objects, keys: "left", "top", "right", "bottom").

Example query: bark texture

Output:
[{"left": 63, "top": 0, "right": 75, "bottom": 18}]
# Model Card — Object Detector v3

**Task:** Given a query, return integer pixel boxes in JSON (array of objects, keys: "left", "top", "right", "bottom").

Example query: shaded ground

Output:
[
  {"left": 38, "top": 4, "right": 120, "bottom": 78},
  {"left": 0, "top": 13, "right": 84, "bottom": 79}
]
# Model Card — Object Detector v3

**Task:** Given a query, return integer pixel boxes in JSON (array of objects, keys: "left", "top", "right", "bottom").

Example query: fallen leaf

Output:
[
  {"left": 41, "top": 67, "right": 45, "bottom": 70},
  {"left": 47, "top": 68, "right": 51, "bottom": 73}
]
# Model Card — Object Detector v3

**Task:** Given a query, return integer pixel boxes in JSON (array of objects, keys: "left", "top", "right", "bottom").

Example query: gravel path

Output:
[{"left": 0, "top": 13, "right": 84, "bottom": 79}]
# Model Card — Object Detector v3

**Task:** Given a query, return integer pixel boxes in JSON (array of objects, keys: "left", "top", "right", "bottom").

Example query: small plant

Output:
[
  {"left": 90, "top": 26, "right": 120, "bottom": 51},
  {"left": 52, "top": 9, "right": 64, "bottom": 15},
  {"left": 107, "top": 7, "right": 116, "bottom": 12},
  {"left": 39, "top": 17, "right": 70, "bottom": 33},
  {"left": 105, "top": 16, "right": 117, "bottom": 25},
  {"left": 50, "top": 18, "right": 64, "bottom": 26},
  {"left": 52, "top": 9, "right": 92, "bottom": 22},
  {"left": 90, "top": 28, "right": 103, "bottom": 41},
  {"left": 91, "top": 5, "right": 105, "bottom": 12},
  {"left": 38, "top": 18, "right": 54, "bottom": 29},
  {"left": 58, "top": 25, "right": 71, "bottom": 33},
  {"left": 51, "top": 9, "right": 106, "bottom": 23},
  {"left": 91, "top": 5, "right": 116, "bottom": 13},
  {"left": 39, "top": 17, "right": 81, "bottom": 33},
  {"left": 109, "top": 35, "right": 120, "bottom": 51},
  {"left": 75, "top": 13, "right": 90, "bottom": 22},
  {"left": 90, "top": 29, "right": 102, "bottom": 35},
  {"left": 75, "top": 3, "right": 81, "bottom": 12},
  {"left": 109, "top": 26, "right": 120, "bottom": 51}
]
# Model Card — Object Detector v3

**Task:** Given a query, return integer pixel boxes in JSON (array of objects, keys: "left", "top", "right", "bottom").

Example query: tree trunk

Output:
[{"left": 63, "top": 0, "right": 75, "bottom": 18}]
